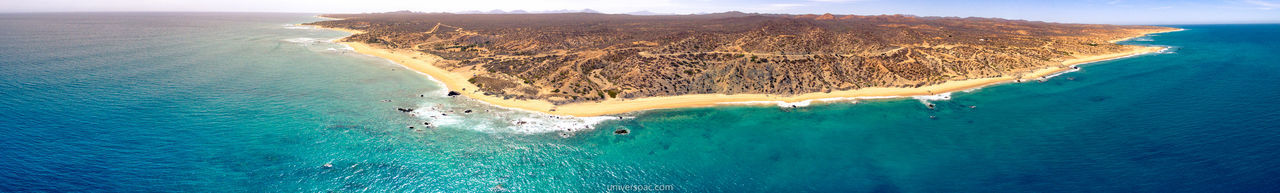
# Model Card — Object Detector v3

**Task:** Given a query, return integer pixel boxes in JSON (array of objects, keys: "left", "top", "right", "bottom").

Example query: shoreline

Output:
[
  {"left": 307, "top": 21, "right": 1180, "bottom": 117},
  {"left": 1110, "top": 28, "right": 1186, "bottom": 43}
]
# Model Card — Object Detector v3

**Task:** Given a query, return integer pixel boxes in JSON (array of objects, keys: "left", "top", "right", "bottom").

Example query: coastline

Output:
[
  {"left": 309, "top": 22, "right": 1179, "bottom": 117},
  {"left": 1110, "top": 28, "right": 1186, "bottom": 43}
]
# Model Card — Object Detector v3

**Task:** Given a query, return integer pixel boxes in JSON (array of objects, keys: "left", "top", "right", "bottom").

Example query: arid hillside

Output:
[{"left": 307, "top": 12, "right": 1176, "bottom": 104}]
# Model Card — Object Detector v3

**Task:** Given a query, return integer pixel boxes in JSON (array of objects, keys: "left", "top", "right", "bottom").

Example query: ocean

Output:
[{"left": 1, "top": 13, "right": 1278, "bottom": 192}]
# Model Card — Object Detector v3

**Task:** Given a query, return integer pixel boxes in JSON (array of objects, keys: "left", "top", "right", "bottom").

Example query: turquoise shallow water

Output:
[{"left": 2, "top": 13, "right": 1279, "bottom": 192}]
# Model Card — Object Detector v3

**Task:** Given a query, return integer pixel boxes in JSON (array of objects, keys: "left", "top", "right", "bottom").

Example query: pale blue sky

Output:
[{"left": 3, "top": 0, "right": 1278, "bottom": 24}]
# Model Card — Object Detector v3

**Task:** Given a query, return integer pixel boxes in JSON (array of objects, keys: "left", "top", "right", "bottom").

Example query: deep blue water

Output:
[{"left": 1, "top": 13, "right": 1279, "bottom": 192}]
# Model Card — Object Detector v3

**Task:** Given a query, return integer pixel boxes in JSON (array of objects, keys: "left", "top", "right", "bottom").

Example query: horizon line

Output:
[{"left": 2, "top": 10, "right": 1277, "bottom": 25}]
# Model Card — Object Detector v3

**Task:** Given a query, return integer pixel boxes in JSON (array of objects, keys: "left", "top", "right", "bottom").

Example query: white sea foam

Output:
[
  {"left": 716, "top": 94, "right": 918, "bottom": 108},
  {"left": 505, "top": 115, "right": 620, "bottom": 134},
  {"left": 911, "top": 92, "right": 952, "bottom": 101},
  {"left": 718, "top": 100, "right": 814, "bottom": 108},
  {"left": 283, "top": 37, "right": 322, "bottom": 44},
  {"left": 334, "top": 43, "right": 356, "bottom": 51},
  {"left": 406, "top": 99, "right": 625, "bottom": 134},
  {"left": 281, "top": 24, "right": 314, "bottom": 30},
  {"left": 1042, "top": 68, "right": 1081, "bottom": 80}
]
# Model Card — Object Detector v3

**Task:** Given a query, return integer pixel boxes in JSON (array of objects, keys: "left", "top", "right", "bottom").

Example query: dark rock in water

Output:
[
  {"left": 396, "top": 108, "right": 414, "bottom": 112},
  {"left": 614, "top": 129, "right": 630, "bottom": 135},
  {"left": 491, "top": 184, "right": 507, "bottom": 192},
  {"left": 447, "top": 91, "right": 461, "bottom": 96},
  {"left": 423, "top": 122, "right": 431, "bottom": 126},
  {"left": 464, "top": 109, "right": 473, "bottom": 113},
  {"left": 926, "top": 104, "right": 936, "bottom": 109}
]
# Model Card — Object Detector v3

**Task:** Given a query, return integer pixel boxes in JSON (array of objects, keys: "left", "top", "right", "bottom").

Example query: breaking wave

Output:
[
  {"left": 281, "top": 24, "right": 314, "bottom": 30},
  {"left": 282, "top": 37, "right": 322, "bottom": 44},
  {"left": 404, "top": 97, "right": 626, "bottom": 134}
]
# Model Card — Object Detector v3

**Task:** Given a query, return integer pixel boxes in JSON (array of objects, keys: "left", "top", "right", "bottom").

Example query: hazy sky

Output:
[{"left": 3, "top": 0, "right": 1279, "bottom": 24}]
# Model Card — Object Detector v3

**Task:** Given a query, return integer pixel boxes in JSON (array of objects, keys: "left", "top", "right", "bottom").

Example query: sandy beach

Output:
[{"left": 311, "top": 23, "right": 1179, "bottom": 117}]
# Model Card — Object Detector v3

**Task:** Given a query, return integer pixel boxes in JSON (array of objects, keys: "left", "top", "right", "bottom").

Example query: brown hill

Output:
[{"left": 307, "top": 12, "right": 1176, "bottom": 105}]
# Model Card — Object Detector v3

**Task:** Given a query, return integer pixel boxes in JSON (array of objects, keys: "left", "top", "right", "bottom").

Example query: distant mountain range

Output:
[
  {"left": 379, "top": 9, "right": 720, "bottom": 16},
  {"left": 454, "top": 9, "right": 603, "bottom": 14}
]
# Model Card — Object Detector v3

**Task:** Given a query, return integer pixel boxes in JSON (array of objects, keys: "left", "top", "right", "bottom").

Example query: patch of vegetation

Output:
[{"left": 605, "top": 89, "right": 620, "bottom": 98}]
